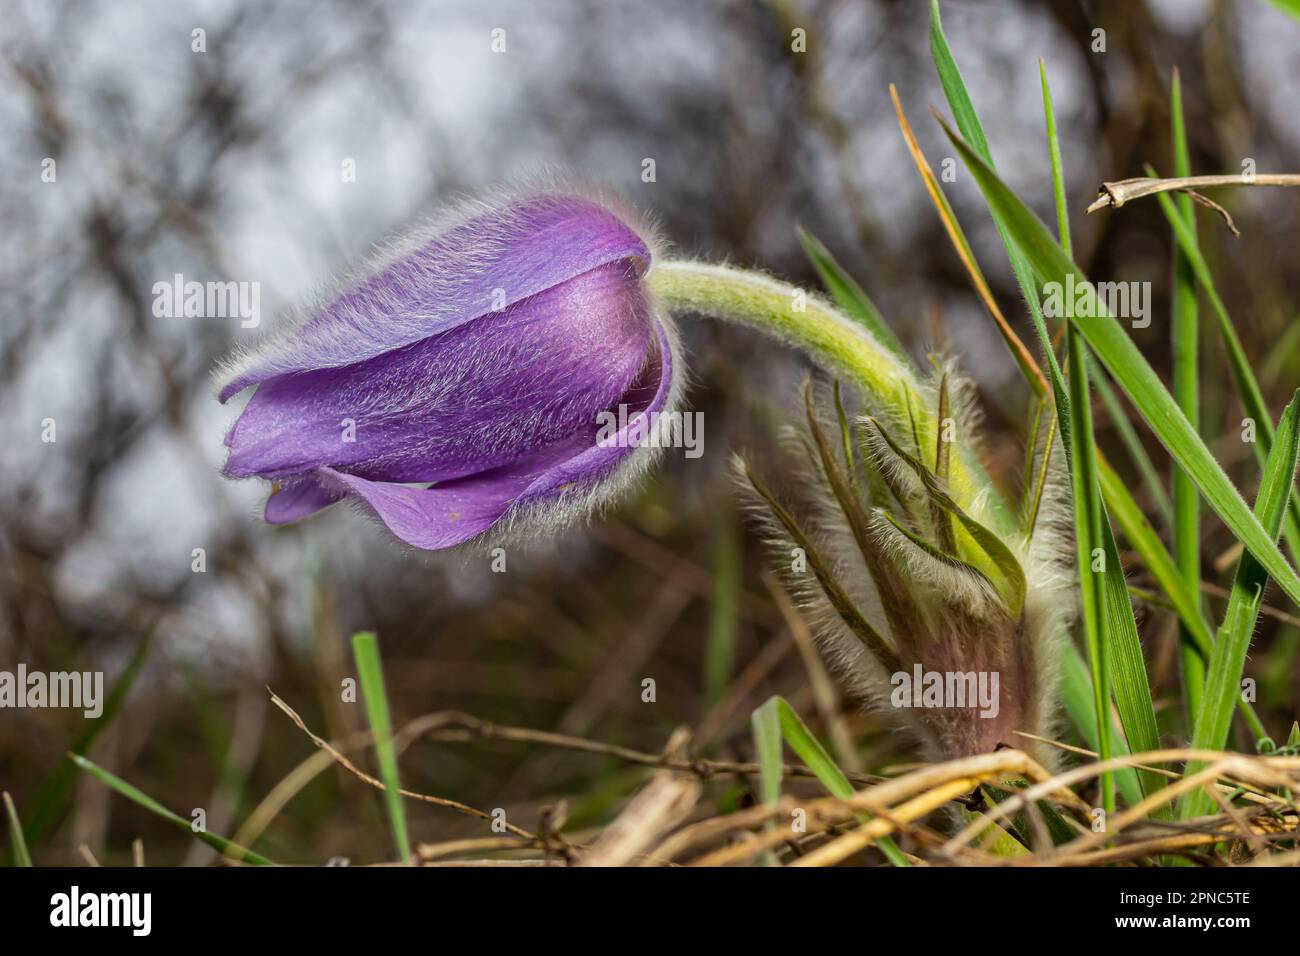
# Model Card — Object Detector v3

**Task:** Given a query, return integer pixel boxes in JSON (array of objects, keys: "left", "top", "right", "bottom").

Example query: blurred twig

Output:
[{"left": 267, "top": 691, "right": 537, "bottom": 841}]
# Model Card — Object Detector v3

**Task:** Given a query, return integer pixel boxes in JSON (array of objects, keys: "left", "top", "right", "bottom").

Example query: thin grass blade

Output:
[
  {"left": 797, "top": 226, "right": 908, "bottom": 362},
  {"left": 935, "top": 115, "right": 1300, "bottom": 612},
  {"left": 14, "top": 633, "right": 153, "bottom": 860},
  {"left": 1263, "top": 0, "right": 1300, "bottom": 21},
  {"left": 757, "top": 696, "right": 908, "bottom": 866},
  {"left": 1092, "top": 357, "right": 1172, "bottom": 523},
  {"left": 1065, "top": 326, "right": 1115, "bottom": 811},
  {"left": 351, "top": 631, "right": 411, "bottom": 864},
  {"left": 1098, "top": 517, "right": 1165, "bottom": 799},
  {"left": 1045, "top": 63, "right": 1134, "bottom": 806},
  {"left": 1152, "top": 186, "right": 1300, "bottom": 565},
  {"left": 1060, "top": 649, "right": 1144, "bottom": 807},
  {"left": 705, "top": 518, "right": 741, "bottom": 710},
  {"left": 1181, "top": 391, "right": 1300, "bottom": 818},
  {"left": 750, "top": 697, "right": 783, "bottom": 866},
  {"left": 929, "top": 1, "right": 1067, "bottom": 426},
  {"left": 889, "top": 84, "right": 1046, "bottom": 397},
  {"left": 1169, "top": 70, "right": 1206, "bottom": 725},
  {"left": 3, "top": 793, "right": 32, "bottom": 867},
  {"left": 69, "top": 753, "right": 273, "bottom": 865}
]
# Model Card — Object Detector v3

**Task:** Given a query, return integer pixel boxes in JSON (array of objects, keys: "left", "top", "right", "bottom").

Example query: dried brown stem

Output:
[
  {"left": 1086, "top": 173, "right": 1300, "bottom": 213},
  {"left": 268, "top": 691, "right": 537, "bottom": 841}
]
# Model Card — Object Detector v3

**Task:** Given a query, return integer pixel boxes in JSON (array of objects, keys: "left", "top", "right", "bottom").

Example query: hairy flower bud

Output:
[
  {"left": 739, "top": 373, "right": 1072, "bottom": 766},
  {"left": 219, "top": 187, "right": 680, "bottom": 549}
]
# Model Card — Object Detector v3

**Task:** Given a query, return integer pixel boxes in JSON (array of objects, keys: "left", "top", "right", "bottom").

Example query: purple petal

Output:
[
  {"left": 321, "top": 319, "right": 676, "bottom": 549},
  {"left": 264, "top": 478, "right": 340, "bottom": 525},
  {"left": 223, "top": 259, "right": 653, "bottom": 482},
  {"left": 219, "top": 194, "right": 649, "bottom": 402},
  {"left": 318, "top": 438, "right": 586, "bottom": 550}
]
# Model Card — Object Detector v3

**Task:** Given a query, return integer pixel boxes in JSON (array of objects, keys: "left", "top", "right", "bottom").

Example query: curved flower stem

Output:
[
  {"left": 648, "top": 260, "right": 918, "bottom": 404},
  {"left": 646, "top": 259, "right": 985, "bottom": 510}
]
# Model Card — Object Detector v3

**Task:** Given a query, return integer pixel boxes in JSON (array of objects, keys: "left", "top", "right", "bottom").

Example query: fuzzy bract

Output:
[{"left": 739, "top": 371, "right": 1072, "bottom": 764}]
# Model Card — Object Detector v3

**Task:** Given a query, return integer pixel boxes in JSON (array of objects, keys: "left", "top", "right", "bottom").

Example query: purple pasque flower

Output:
[{"left": 219, "top": 188, "right": 680, "bottom": 550}]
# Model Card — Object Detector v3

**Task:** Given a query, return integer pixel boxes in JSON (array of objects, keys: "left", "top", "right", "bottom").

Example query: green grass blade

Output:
[
  {"left": 929, "top": 1, "right": 1067, "bottom": 424},
  {"left": 1060, "top": 649, "right": 1144, "bottom": 807},
  {"left": 936, "top": 115, "right": 1300, "bottom": 612},
  {"left": 13, "top": 633, "right": 153, "bottom": 860},
  {"left": 750, "top": 697, "right": 784, "bottom": 865},
  {"left": 930, "top": 0, "right": 992, "bottom": 165},
  {"left": 1156, "top": 194, "right": 1271, "bottom": 448},
  {"left": 1181, "top": 392, "right": 1300, "bottom": 819},
  {"left": 3, "top": 793, "right": 32, "bottom": 867},
  {"left": 1169, "top": 71, "right": 1206, "bottom": 725},
  {"left": 1152, "top": 186, "right": 1300, "bottom": 565},
  {"left": 751, "top": 698, "right": 784, "bottom": 808},
  {"left": 705, "top": 517, "right": 741, "bottom": 710},
  {"left": 891, "top": 87, "right": 1047, "bottom": 398},
  {"left": 749, "top": 696, "right": 788, "bottom": 867},
  {"left": 1032, "top": 64, "right": 1263, "bottom": 761},
  {"left": 1099, "top": 457, "right": 1213, "bottom": 657},
  {"left": 774, "top": 697, "right": 909, "bottom": 866},
  {"left": 69, "top": 753, "right": 273, "bottom": 865},
  {"left": 797, "top": 226, "right": 909, "bottom": 362},
  {"left": 1040, "top": 60, "right": 1070, "bottom": 254},
  {"left": 1262, "top": 0, "right": 1300, "bottom": 21},
  {"left": 943, "top": 54, "right": 1148, "bottom": 810},
  {"left": 772, "top": 697, "right": 854, "bottom": 798},
  {"left": 1092, "top": 358, "right": 1173, "bottom": 523},
  {"left": 1101, "top": 465, "right": 1266, "bottom": 738},
  {"left": 1098, "top": 516, "right": 1165, "bottom": 799},
  {"left": 1045, "top": 61, "right": 1135, "bottom": 806},
  {"left": 753, "top": 696, "right": 908, "bottom": 865},
  {"left": 1066, "top": 328, "right": 1114, "bottom": 811},
  {"left": 352, "top": 631, "right": 411, "bottom": 864}
]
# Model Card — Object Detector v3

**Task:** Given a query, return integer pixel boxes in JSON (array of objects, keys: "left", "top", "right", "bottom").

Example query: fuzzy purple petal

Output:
[
  {"left": 219, "top": 194, "right": 648, "bottom": 401},
  {"left": 223, "top": 259, "right": 653, "bottom": 482},
  {"left": 318, "top": 439, "right": 586, "bottom": 550},
  {"left": 264, "top": 478, "right": 341, "bottom": 525},
  {"left": 319, "top": 320, "right": 675, "bottom": 549}
]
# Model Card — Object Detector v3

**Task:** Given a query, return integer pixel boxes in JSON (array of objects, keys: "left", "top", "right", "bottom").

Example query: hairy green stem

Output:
[
  {"left": 647, "top": 260, "right": 917, "bottom": 401},
  {"left": 646, "top": 260, "right": 984, "bottom": 510}
]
